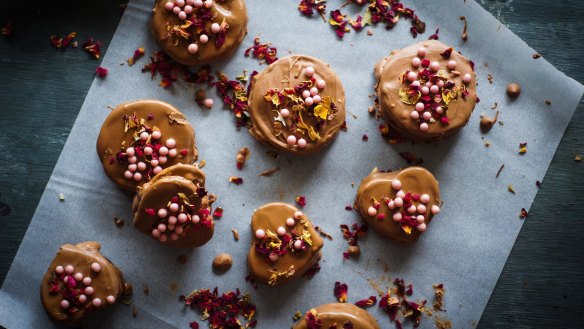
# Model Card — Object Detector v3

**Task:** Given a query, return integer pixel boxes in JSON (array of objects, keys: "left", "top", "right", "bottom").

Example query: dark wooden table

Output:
[{"left": 1, "top": 0, "right": 582, "bottom": 327}]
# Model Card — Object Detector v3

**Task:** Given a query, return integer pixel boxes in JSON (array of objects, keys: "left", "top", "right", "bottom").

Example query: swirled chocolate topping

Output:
[
  {"left": 40, "top": 242, "right": 126, "bottom": 327},
  {"left": 96, "top": 99, "right": 198, "bottom": 191},
  {"left": 248, "top": 55, "right": 346, "bottom": 155},
  {"left": 375, "top": 40, "right": 477, "bottom": 142},
  {"left": 293, "top": 303, "right": 380, "bottom": 329},
  {"left": 247, "top": 202, "right": 323, "bottom": 286},
  {"left": 355, "top": 166, "right": 441, "bottom": 243}
]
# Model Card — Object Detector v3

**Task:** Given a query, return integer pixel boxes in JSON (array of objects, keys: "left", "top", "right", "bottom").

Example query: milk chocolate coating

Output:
[
  {"left": 506, "top": 82, "right": 521, "bottom": 98},
  {"left": 150, "top": 0, "right": 248, "bottom": 66},
  {"left": 96, "top": 99, "right": 198, "bottom": 191},
  {"left": 40, "top": 242, "right": 126, "bottom": 326},
  {"left": 375, "top": 40, "right": 477, "bottom": 142},
  {"left": 132, "top": 164, "right": 215, "bottom": 248},
  {"left": 247, "top": 202, "right": 323, "bottom": 285},
  {"left": 355, "top": 167, "right": 441, "bottom": 243},
  {"left": 293, "top": 303, "right": 380, "bottom": 329},
  {"left": 248, "top": 55, "right": 346, "bottom": 155}
]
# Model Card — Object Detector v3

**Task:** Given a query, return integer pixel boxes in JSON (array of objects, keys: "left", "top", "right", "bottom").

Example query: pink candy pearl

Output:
[
  {"left": 152, "top": 130, "right": 161, "bottom": 139},
  {"left": 199, "top": 34, "right": 208, "bottom": 43},
  {"left": 78, "top": 294, "right": 87, "bottom": 303},
  {"left": 91, "top": 262, "right": 101, "bottom": 272},
  {"left": 304, "top": 66, "right": 315, "bottom": 77},
  {"left": 144, "top": 146, "right": 153, "bottom": 155},
  {"left": 293, "top": 240, "right": 303, "bottom": 249},
  {"left": 437, "top": 80, "right": 445, "bottom": 88},
  {"left": 426, "top": 81, "right": 433, "bottom": 87},
  {"left": 463, "top": 73, "right": 472, "bottom": 83},
  {"left": 420, "top": 194, "right": 430, "bottom": 204},
  {"left": 436, "top": 106, "right": 444, "bottom": 114},
  {"left": 392, "top": 179, "right": 402, "bottom": 190},
  {"left": 168, "top": 216, "right": 177, "bottom": 225},
  {"left": 158, "top": 208, "right": 168, "bottom": 218},
  {"left": 178, "top": 213, "right": 188, "bottom": 223},
  {"left": 417, "top": 204, "right": 427, "bottom": 213},
  {"left": 396, "top": 190, "right": 405, "bottom": 198},
  {"left": 92, "top": 298, "right": 102, "bottom": 307},
  {"left": 420, "top": 123, "right": 429, "bottom": 131},
  {"left": 415, "top": 102, "right": 424, "bottom": 112},
  {"left": 168, "top": 148, "right": 178, "bottom": 158},
  {"left": 55, "top": 265, "right": 64, "bottom": 274},
  {"left": 166, "top": 138, "right": 176, "bottom": 148},
  {"left": 417, "top": 223, "right": 427, "bottom": 232},
  {"left": 106, "top": 295, "right": 116, "bottom": 304},
  {"left": 173, "top": 6, "right": 181, "bottom": 14},
  {"left": 411, "top": 81, "right": 421, "bottom": 88},
  {"left": 175, "top": 226, "right": 184, "bottom": 234},
  {"left": 394, "top": 197, "right": 403, "bottom": 207},
  {"left": 269, "top": 253, "right": 279, "bottom": 262},
  {"left": 137, "top": 162, "right": 147, "bottom": 171},
  {"left": 187, "top": 0, "right": 194, "bottom": 4},
  {"left": 170, "top": 233, "right": 179, "bottom": 240},
  {"left": 430, "top": 61, "right": 440, "bottom": 71},
  {"left": 294, "top": 211, "right": 303, "bottom": 219},
  {"left": 178, "top": 11, "right": 187, "bottom": 20},
  {"left": 310, "top": 87, "right": 318, "bottom": 96},
  {"left": 277, "top": 227, "right": 286, "bottom": 236},
  {"left": 287, "top": 135, "right": 297, "bottom": 146},
  {"left": 317, "top": 79, "right": 326, "bottom": 89},
  {"left": 297, "top": 138, "right": 307, "bottom": 148},
  {"left": 61, "top": 300, "right": 70, "bottom": 309},
  {"left": 165, "top": 2, "right": 174, "bottom": 10},
  {"left": 169, "top": 203, "right": 179, "bottom": 213},
  {"left": 447, "top": 60, "right": 457, "bottom": 70},
  {"left": 416, "top": 215, "right": 425, "bottom": 223},
  {"left": 184, "top": 5, "right": 193, "bottom": 14},
  {"left": 159, "top": 156, "right": 168, "bottom": 164},
  {"left": 302, "top": 90, "right": 310, "bottom": 98},
  {"left": 387, "top": 200, "right": 395, "bottom": 209},
  {"left": 411, "top": 57, "right": 421, "bottom": 67},
  {"left": 211, "top": 23, "right": 220, "bottom": 34},
  {"left": 421, "top": 86, "right": 430, "bottom": 95},
  {"left": 159, "top": 234, "right": 167, "bottom": 242},
  {"left": 85, "top": 286, "right": 94, "bottom": 295},
  {"left": 423, "top": 111, "right": 431, "bottom": 120},
  {"left": 280, "top": 108, "right": 289, "bottom": 117},
  {"left": 74, "top": 272, "right": 83, "bottom": 281},
  {"left": 153, "top": 166, "right": 163, "bottom": 174},
  {"left": 430, "top": 85, "right": 439, "bottom": 94},
  {"left": 128, "top": 156, "right": 137, "bottom": 164},
  {"left": 407, "top": 205, "right": 417, "bottom": 214},
  {"left": 313, "top": 95, "right": 322, "bottom": 104},
  {"left": 194, "top": 0, "right": 203, "bottom": 7},
  {"left": 417, "top": 47, "right": 426, "bottom": 57},
  {"left": 393, "top": 212, "right": 402, "bottom": 221},
  {"left": 176, "top": 0, "right": 185, "bottom": 7},
  {"left": 152, "top": 229, "right": 161, "bottom": 238},
  {"left": 204, "top": 98, "right": 214, "bottom": 108},
  {"left": 255, "top": 229, "right": 266, "bottom": 239},
  {"left": 367, "top": 206, "right": 377, "bottom": 216},
  {"left": 304, "top": 97, "right": 314, "bottom": 106},
  {"left": 124, "top": 170, "right": 133, "bottom": 179},
  {"left": 159, "top": 146, "right": 169, "bottom": 156},
  {"left": 431, "top": 205, "right": 441, "bottom": 214},
  {"left": 126, "top": 147, "right": 135, "bottom": 156},
  {"left": 133, "top": 172, "right": 142, "bottom": 181},
  {"left": 140, "top": 131, "right": 149, "bottom": 141},
  {"left": 286, "top": 218, "right": 295, "bottom": 226},
  {"left": 192, "top": 215, "right": 200, "bottom": 223},
  {"left": 150, "top": 159, "right": 159, "bottom": 167},
  {"left": 407, "top": 71, "right": 417, "bottom": 82},
  {"left": 65, "top": 265, "right": 74, "bottom": 274},
  {"left": 158, "top": 223, "right": 167, "bottom": 232},
  {"left": 188, "top": 43, "right": 198, "bottom": 54},
  {"left": 204, "top": 0, "right": 213, "bottom": 8}
]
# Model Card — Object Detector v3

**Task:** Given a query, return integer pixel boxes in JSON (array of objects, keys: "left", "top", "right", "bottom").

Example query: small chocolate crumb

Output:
[
  {"left": 480, "top": 111, "right": 499, "bottom": 132},
  {"left": 259, "top": 167, "right": 280, "bottom": 177},
  {"left": 532, "top": 53, "right": 541, "bottom": 59},
  {"left": 575, "top": 155, "right": 582, "bottom": 162},
  {"left": 231, "top": 228, "right": 239, "bottom": 241},
  {"left": 487, "top": 73, "right": 493, "bottom": 84},
  {"left": 496, "top": 164, "right": 505, "bottom": 178},
  {"left": 143, "top": 284, "right": 150, "bottom": 295},
  {"left": 506, "top": 83, "right": 521, "bottom": 98},
  {"left": 114, "top": 216, "right": 125, "bottom": 228},
  {"left": 293, "top": 311, "right": 302, "bottom": 321},
  {"left": 367, "top": 29, "right": 373, "bottom": 36},
  {"left": 212, "top": 253, "right": 233, "bottom": 272},
  {"left": 368, "top": 106, "right": 375, "bottom": 115},
  {"left": 347, "top": 245, "right": 360, "bottom": 257},
  {"left": 545, "top": 100, "right": 552, "bottom": 105},
  {"left": 459, "top": 16, "right": 468, "bottom": 41},
  {"left": 195, "top": 89, "right": 207, "bottom": 107},
  {"left": 199, "top": 159, "right": 206, "bottom": 168},
  {"left": 132, "top": 305, "right": 138, "bottom": 318},
  {"left": 177, "top": 254, "right": 188, "bottom": 264},
  {"left": 236, "top": 147, "right": 251, "bottom": 169}
]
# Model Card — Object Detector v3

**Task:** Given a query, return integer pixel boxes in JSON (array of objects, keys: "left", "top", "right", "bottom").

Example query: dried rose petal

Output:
[
  {"left": 2, "top": 22, "right": 13, "bottom": 36},
  {"left": 355, "top": 296, "right": 377, "bottom": 308},
  {"left": 82, "top": 37, "right": 102, "bottom": 59},
  {"left": 229, "top": 176, "right": 243, "bottom": 185},
  {"left": 245, "top": 37, "right": 278, "bottom": 65},
  {"left": 127, "top": 47, "right": 145, "bottom": 66},
  {"left": 334, "top": 282, "right": 348, "bottom": 303},
  {"left": 95, "top": 66, "right": 108, "bottom": 79},
  {"left": 295, "top": 196, "right": 307, "bottom": 207}
]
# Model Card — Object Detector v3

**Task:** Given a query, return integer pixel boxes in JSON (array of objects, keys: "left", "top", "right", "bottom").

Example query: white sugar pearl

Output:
[
  {"left": 431, "top": 205, "right": 441, "bottom": 214},
  {"left": 304, "top": 97, "right": 314, "bottom": 106},
  {"left": 421, "top": 86, "right": 430, "bottom": 95},
  {"left": 165, "top": 138, "right": 176, "bottom": 148},
  {"left": 178, "top": 11, "right": 187, "bottom": 20},
  {"left": 188, "top": 43, "right": 198, "bottom": 54},
  {"left": 420, "top": 194, "right": 430, "bottom": 204},
  {"left": 159, "top": 146, "right": 169, "bottom": 156},
  {"left": 193, "top": 0, "right": 203, "bottom": 7},
  {"left": 463, "top": 73, "right": 472, "bottom": 83},
  {"left": 173, "top": 6, "right": 181, "bottom": 14},
  {"left": 133, "top": 172, "right": 143, "bottom": 181},
  {"left": 391, "top": 180, "right": 402, "bottom": 190},
  {"left": 304, "top": 66, "right": 315, "bottom": 76},
  {"left": 417, "top": 223, "right": 427, "bottom": 232},
  {"left": 436, "top": 106, "right": 443, "bottom": 114},
  {"left": 312, "top": 95, "right": 322, "bottom": 104},
  {"left": 417, "top": 204, "right": 427, "bottom": 213},
  {"left": 184, "top": 5, "right": 193, "bottom": 14},
  {"left": 317, "top": 79, "right": 326, "bottom": 89},
  {"left": 176, "top": 0, "right": 185, "bottom": 7},
  {"left": 192, "top": 215, "right": 200, "bottom": 223},
  {"left": 204, "top": 0, "right": 213, "bottom": 8},
  {"left": 407, "top": 205, "right": 417, "bottom": 214},
  {"left": 125, "top": 147, "right": 135, "bottom": 156},
  {"left": 85, "top": 286, "right": 94, "bottom": 295},
  {"left": 447, "top": 60, "right": 457, "bottom": 70},
  {"left": 151, "top": 130, "right": 161, "bottom": 139},
  {"left": 302, "top": 90, "right": 310, "bottom": 98},
  {"left": 158, "top": 156, "right": 168, "bottom": 164},
  {"left": 92, "top": 298, "right": 102, "bottom": 307},
  {"left": 430, "top": 85, "right": 439, "bottom": 94},
  {"left": 211, "top": 23, "right": 221, "bottom": 34},
  {"left": 430, "top": 61, "right": 440, "bottom": 71},
  {"left": 199, "top": 34, "right": 209, "bottom": 43},
  {"left": 78, "top": 294, "right": 87, "bottom": 303},
  {"left": 175, "top": 226, "right": 184, "bottom": 234},
  {"left": 294, "top": 211, "right": 303, "bottom": 220},
  {"left": 410, "top": 111, "right": 420, "bottom": 120},
  {"left": 178, "top": 213, "right": 188, "bottom": 223},
  {"left": 415, "top": 102, "right": 424, "bottom": 112},
  {"left": 310, "top": 87, "right": 318, "bottom": 96},
  {"left": 417, "top": 47, "right": 426, "bottom": 57},
  {"left": 153, "top": 166, "right": 162, "bottom": 174},
  {"left": 388, "top": 200, "right": 395, "bottom": 209},
  {"left": 137, "top": 162, "right": 147, "bottom": 171},
  {"left": 150, "top": 159, "right": 159, "bottom": 167},
  {"left": 165, "top": 2, "right": 174, "bottom": 10},
  {"left": 368, "top": 206, "right": 377, "bottom": 216},
  {"left": 144, "top": 146, "right": 153, "bottom": 155},
  {"left": 169, "top": 203, "right": 179, "bottom": 213},
  {"left": 411, "top": 81, "right": 421, "bottom": 88},
  {"left": 420, "top": 123, "right": 429, "bottom": 131},
  {"left": 280, "top": 108, "right": 289, "bottom": 117},
  {"left": 106, "top": 295, "right": 116, "bottom": 304},
  {"left": 60, "top": 300, "right": 70, "bottom": 309},
  {"left": 287, "top": 135, "right": 297, "bottom": 146},
  {"left": 394, "top": 197, "right": 403, "bottom": 207},
  {"left": 396, "top": 190, "right": 406, "bottom": 198},
  {"left": 168, "top": 216, "right": 177, "bottom": 225},
  {"left": 140, "top": 132, "right": 149, "bottom": 141},
  {"left": 55, "top": 266, "right": 64, "bottom": 274},
  {"left": 293, "top": 240, "right": 303, "bottom": 249},
  {"left": 158, "top": 208, "right": 168, "bottom": 218},
  {"left": 128, "top": 164, "right": 137, "bottom": 172},
  {"left": 168, "top": 148, "right": 178, "bottom": 158},
  {"left": 297, "top": 138, "right": 307, "bottom": 148},
  {"left": 423, "top": 111, "right": 432, "bottom": 120},
  {"left": 393, "top": 212, "right": 402, "bottom": 221},
  {"left": 65, "top": 265, "right": 74, "bottom": 274},
  {"left": 74, "top": 272, "right": 83, "bottom": 281},
  {"left": 91, "top": 262, "right": 101, "bottom": 272},
  {"left": 407, "top": 72, "right": 417, "bottom": 82},
  {"left": 416, "top": 215, "right": 425, "bottom": 223},
  {"left": 411, "top": 57, "right": 421, "bottom": 67},
  {"left": 159, "top": 234, "right": 167, "bottom": 242},
  {"left": 152, "top": 229, "right": 161, "bottom": 238},
  {"left": 269, "top": 253, "right": 279, "bottom": 262},
  {"left": 128, "top": 156, "right": 137, "bottom": 164},
  {"left": 286, "top": 218, "right": 295, "bottom": 226},
  {"left": 277, "top": 227, "right": 286, "bottom": 236},
  {"left": 255, "top": 229, "right": 266, "bottom": 239}
]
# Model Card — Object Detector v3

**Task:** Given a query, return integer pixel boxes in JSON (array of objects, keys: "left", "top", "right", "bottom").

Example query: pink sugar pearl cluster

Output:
[
  {"left": 165, "top": 0, "right": 213, "bottom": 20},
  {"left": 367, "top": 179, "right": 440, "bottom": 233},
  {"left": 123, "top": 131, "right": 179, "bottom": 182},
  {"left": 51, "top": 262, "right": 115, "bottom": 312},
  {"left": 255, "top": 210, "right": 304, "bottom": 262},
  {"left": 149, "top": 197, "right": 200, "bottom": 242}
]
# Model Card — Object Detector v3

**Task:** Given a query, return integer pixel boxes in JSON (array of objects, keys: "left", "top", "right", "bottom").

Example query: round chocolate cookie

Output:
[
  {"left": 40, "top": 242, "right": 127, "bottom": 327},
  {"left": 132, "top": 164, "right": 216, "bottom": 248},
  {"left": 96, "top": 100, "right": 198, "bottom": 191},
  {"left": 293, "top": 303, "right": 380, "bottom": 329},
  {"left": 150, "top": 0, "right": 248, "bottom": 66},
  {"left": 374, "top": 40, "right": 477, "bottom": 142},
  {"left": 355, "top": 167, "right": 441, "bottom": 243},
  {"left": 248, "top": 55, "right": 346, "bottom": 155},
  {"left": 247, "top": 202, "right": 323, "bottom": 286}
]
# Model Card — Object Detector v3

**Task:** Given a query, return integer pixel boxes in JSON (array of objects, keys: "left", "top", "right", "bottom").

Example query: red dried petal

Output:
[
  {"left": 295, "top": 196, "right": 307, "bottom": 207},
  {"left": 95, "top": 66, "right": 108, "bottom": 79},
  {"left": 355, "top": 296, "right": 377, "bottom": 308},
  {"left": 1, "top": 22, "right": 13, "bottom": 36},
  {"left": 334, "top": 282, "right": 348, "bottom": 303},
  {"left": 245, "top": 37, "right": 278, "bottom": 65},
  {"left": 82, "top": 37, "right": 102, "bottom": 59},
  {"left": 145, "top": 208, "right": 156, "bottom": 216}
]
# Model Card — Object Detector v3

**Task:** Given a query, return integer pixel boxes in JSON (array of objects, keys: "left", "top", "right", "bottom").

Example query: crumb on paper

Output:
[
  {"left": 231, "top": 228, "right": 239, "bottom": 241},
  {"left": 59, "top": 193, "right": 65, "bottom": 201}
]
